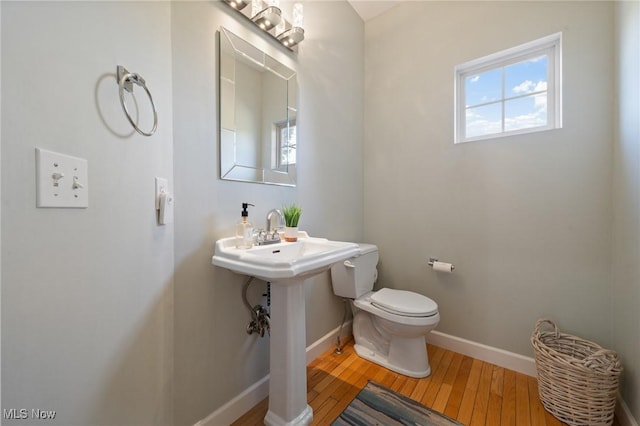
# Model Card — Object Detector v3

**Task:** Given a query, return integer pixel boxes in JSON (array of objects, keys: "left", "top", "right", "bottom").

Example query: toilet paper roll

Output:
[{"left": 432, "top": 261, "right": 453, "bottom": 273}]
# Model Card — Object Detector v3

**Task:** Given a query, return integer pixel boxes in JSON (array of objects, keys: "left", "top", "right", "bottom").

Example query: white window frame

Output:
[
  {"left": 274, "top": 118, "right": 296, "bottom": 169},
  {"left": 454, "top": 32, "right": 562, "bottom": 144}
]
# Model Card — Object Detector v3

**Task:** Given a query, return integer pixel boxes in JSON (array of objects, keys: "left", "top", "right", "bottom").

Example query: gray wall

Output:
[
  {"left": 0, "top": 1, "right": 363, "bottom": 425},
  {"left": 171, "top": 2, "right": 363, "bottom": 425},
  {"left": 3, "top": 0, "right": 637, "bottom": 425},
  {"left": 613, "top": 1, "right": 640, "bottom": 420},
  {"left": 364, "top": 1, "right": 614, "bottom": 362},
  {"left": 2, "top": 2, "right": 174, "bottom": 425},
  {"left": 364, "top": 0, "right": 640, "bottom": 418}
]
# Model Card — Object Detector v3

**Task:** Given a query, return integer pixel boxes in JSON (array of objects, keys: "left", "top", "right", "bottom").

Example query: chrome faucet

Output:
[
  {"left": 267, "top": 209, "right": 284, "bottom": 234},
  {"left": 255, "top": 209, "right": 284, "bottom": 245}
]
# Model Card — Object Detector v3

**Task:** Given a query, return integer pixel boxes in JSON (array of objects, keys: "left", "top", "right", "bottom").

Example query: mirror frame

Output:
[{"left": 217, "top": 27, "right": 298, "bottom": 187}]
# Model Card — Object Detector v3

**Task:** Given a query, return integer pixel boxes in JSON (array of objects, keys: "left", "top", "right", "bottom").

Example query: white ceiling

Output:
[{"left": 348, "top": 0, "right": 400, "bottom": 22}]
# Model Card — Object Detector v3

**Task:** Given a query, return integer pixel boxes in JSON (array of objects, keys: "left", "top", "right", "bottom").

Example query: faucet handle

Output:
[
  {"left": 254, "top": 229, "right": 266, "bottom": 244},
  {"left": 269, "top": 229, "right": 281, "bottom": 242}
]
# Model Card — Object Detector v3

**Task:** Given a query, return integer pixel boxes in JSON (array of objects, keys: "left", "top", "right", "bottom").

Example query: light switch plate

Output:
[
  {"left": 155, "top": 177, "right": 168, "bottom": 210},
  {"left": 155, "top": 177, "right": 173, "bottom": 225},
  {"left": 36, "top": 148, "right": 88, "bottom": 208}
]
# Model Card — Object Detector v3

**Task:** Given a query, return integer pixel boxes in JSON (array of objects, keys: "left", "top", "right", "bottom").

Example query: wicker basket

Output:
[{"left": 531, "top": 318, "right": 622, "bottom": 426}]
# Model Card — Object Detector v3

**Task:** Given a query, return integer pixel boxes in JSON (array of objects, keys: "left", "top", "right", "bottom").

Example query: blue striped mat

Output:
[{"left": 332, "top": 381, "right": 464, "bottom": 426}]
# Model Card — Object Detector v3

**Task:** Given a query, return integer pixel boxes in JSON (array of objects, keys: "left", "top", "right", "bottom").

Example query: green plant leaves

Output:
[{"left": 282, "top": 204, "right": 302, "bottom": 227}]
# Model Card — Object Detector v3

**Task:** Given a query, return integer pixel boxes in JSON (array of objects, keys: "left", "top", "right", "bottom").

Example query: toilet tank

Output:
[{"left": 330, "top": 244, "right": 379, "bottom": 299}]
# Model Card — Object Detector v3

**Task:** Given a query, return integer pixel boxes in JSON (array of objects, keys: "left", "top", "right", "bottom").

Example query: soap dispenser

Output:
[{"left": 236, "top": 203, "right": 255, "bottom": 249}]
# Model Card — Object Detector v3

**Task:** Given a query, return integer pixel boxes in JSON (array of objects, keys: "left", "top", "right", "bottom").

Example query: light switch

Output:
[
  {"left": 36, "top": 148, "right": 88, "bottom": 208},
  {"left": 155, "top": 177, "right": 168, "bottom": 210},
  {"left": 158, "top": 192, "right": 174, "bottom": 225}
]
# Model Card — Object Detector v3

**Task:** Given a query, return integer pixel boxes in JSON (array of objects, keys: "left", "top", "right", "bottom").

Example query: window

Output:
[
  {"left": 455, "top": 33, "right": 562, "bottom": 143},
  {"left": 275, "top": 119, "right": 296, "bottom": 168}
]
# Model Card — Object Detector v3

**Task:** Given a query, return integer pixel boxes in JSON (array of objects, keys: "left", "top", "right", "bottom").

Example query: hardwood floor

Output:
[{"left": 232, "top": 339, "right": 621, "bottom": 425}]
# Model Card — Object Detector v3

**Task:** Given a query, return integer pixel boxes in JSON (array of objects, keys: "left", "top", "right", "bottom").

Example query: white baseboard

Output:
[
  {"left": 426, "top": 330, "right": 537, "bottom": 377},
  {"left": 194, "top": 375, "right": 270, "bottom": 426},
  {"left": 196, "top": 325, "right": 638, "bottom": 426},
  {"left": 427, "top": 331, "right": 638, "bottom": 426},
  {"left": 616, "top": 398, "right": 639, "bottom": 426},
  {"left": 306, "top": 320, "right": 352, "bottom": 364},
  {"left": 195, "top": 321, "right": 352, "bottom": 426}
]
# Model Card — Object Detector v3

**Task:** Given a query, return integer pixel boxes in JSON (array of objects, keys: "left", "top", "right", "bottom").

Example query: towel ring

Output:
[{"left": 117, "top": 65, "right": 158, "bottom": 137}]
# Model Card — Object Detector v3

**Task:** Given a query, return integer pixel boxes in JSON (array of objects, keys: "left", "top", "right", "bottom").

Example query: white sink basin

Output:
[
  {"left": 212, "top": 231, "right": 359, "bottom": 283},
  {"left": 212, "top": 231, "right": 359, "bottom": 425}
]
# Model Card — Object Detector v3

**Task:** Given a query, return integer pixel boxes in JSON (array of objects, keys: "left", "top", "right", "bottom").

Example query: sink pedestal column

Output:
[{"left": 264, "top": 279, "right": 313, "bottom": 426}]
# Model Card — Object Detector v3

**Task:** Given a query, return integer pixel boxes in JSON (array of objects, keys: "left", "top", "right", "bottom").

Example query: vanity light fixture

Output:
[
  {"left": 226, "top": 0, "right": 249, "bottom": 10},
  {"left": 251, "top": 6, "right": 282, "bottom": 31},
  {"left": 277, "top": 26, "right": 304, "bottom": 48},
  {"left": 274, "top": 0, "right": 286, "bottom": 36},
  {"left": 276, "top": 2, "right": 304, "bottom": 48},
  {"left": 222, "top": 0, "right": 305, "bottom": 51}
]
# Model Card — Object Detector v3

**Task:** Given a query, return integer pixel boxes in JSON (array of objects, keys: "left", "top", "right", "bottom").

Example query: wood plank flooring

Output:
[{"left": 232, "top": 339, "right": 621, "bottom": 425}]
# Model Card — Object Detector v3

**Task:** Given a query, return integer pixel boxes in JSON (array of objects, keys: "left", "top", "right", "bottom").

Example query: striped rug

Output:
[{"left": 332, "top": 381, "right": 464, "bottom": 426}]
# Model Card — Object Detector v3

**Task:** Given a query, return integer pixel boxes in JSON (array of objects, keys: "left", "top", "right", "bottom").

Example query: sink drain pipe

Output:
[
  {"left": 334, "top": 298, "right": 350, "bottom": 354},
  {"left": 242, "top": 276, "right": 270, "bottom": 337}
]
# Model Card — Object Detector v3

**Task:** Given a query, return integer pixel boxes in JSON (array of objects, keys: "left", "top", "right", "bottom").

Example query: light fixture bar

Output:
[{"left": 222, "top": 0, "right": 305, "bottom": 51}]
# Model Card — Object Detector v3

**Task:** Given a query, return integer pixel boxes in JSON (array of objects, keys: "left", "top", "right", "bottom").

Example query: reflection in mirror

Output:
[{"left": 218, "top": 27, "right": 298, "bottom": 186}]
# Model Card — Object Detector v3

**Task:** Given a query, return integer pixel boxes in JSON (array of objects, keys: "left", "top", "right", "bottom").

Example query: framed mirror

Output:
[{"left": 218, "top": 27, "right": 298, "bottom": 186}]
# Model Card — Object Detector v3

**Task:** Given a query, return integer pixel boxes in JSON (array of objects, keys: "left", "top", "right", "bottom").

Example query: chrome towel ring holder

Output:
[{"left": 117, "top": 65, "right": 158, "bottom": 137}]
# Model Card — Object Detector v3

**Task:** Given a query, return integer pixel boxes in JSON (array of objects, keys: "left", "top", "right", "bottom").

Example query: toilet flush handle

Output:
[{"left": 343, "top": 260, "right": 355, "bottom": 269}]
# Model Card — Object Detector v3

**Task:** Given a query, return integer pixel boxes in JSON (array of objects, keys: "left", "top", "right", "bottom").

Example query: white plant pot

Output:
[{"left": 284, "top": 226, "right": 298, "bottom": 242}]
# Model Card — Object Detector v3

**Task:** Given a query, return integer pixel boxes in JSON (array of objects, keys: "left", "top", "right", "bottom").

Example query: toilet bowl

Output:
[{"left": 330, "top": 244, "right": 440, "bottom": 378}]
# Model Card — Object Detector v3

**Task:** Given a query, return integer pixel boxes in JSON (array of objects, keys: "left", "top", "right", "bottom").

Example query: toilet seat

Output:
[{"left": 370, "top": 288, "right": 438, "bottom": 317}]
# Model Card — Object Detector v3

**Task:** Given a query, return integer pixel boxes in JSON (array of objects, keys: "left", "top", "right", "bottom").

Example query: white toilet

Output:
[{"left": 330, "top": 244, "right": 440, "bottom": 378}]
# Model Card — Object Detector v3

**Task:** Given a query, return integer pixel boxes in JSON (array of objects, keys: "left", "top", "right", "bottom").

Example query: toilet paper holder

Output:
[{"left": 428, "top": 257, "right": 455, "bottom": 271}]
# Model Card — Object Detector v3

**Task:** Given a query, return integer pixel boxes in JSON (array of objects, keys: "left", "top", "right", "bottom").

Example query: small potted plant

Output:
[{"left": 282, "top": 203, "right": 302, "bottom": 242}]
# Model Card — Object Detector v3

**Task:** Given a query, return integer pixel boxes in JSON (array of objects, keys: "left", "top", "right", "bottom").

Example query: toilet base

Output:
[{"left": 353, "top": 341, "right": 431, "bottom": 378}]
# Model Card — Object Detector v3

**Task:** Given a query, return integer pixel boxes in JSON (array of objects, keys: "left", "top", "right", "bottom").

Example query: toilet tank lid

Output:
[
  {"left": 357, "top": 243, "right": 378, "bottom": 255},
  {"left": 371, "top": 288, "right": 438, "bottom": 316}
]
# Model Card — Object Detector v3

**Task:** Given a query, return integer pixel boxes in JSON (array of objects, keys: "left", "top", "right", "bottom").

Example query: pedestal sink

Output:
[{"left": 212, "top": 232, "right": 359, "bottom": 426}]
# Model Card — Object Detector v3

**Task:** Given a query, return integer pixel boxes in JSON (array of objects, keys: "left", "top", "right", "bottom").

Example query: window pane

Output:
[
  {"left": 504, "top": 94, "right": 547, "bottom": 132},
  {"left": 505, "top": 55, "right": 547, "bottom": 99},
  {"left": 280, "top": 124, "right": 296, "bottom": 165},
  {"left": 455, "top": 33, "right": 561, "bottom": 143},
  {"left": 465, "top": 68, "right": 502, "bottom": 107},
  {"left": 466, "top": 103, "right": 502, "bottom": 138}
]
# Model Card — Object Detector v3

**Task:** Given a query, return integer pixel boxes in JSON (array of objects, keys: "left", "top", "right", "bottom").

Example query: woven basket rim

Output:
[
  {"left": 531, "top": 319, "right": 623, "bottom": 375},
  {"left": 531, "top": 318, "right": 622, "bottom": 426}
]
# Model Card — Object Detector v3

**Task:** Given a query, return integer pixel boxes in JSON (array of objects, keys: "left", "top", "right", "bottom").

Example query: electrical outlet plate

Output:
[{"left": 36, "top": 148, "right": 88, "bottom": 208}]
